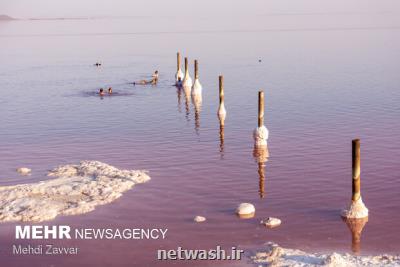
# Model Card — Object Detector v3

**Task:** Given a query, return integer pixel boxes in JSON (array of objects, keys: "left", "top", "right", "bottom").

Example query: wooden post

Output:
[
  {"left": 258, "top": 91, "right": 264, "bottom": 128},
  {"left": 352, "top": 139, "right": 361, "bottom": 202},
  {"left": 194, "top": 60, "right": 199, "bottom": 79},
  {"left": 177, "top": 52, "right": 181, "bottom": 71},
  {"left": 219, "top": 76, "right": 224, "bottom": 105},
  {"left": 185, "top": 57, "right": 188, "bottom": 73}
]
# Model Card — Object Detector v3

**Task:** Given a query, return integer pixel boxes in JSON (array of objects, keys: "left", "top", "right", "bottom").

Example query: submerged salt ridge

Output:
[
  {"left": 252, "top": 243, "right": 400, "bottom": 267},
  {"left": 0, "top": 161, "right": 150, "bottom": 222}
]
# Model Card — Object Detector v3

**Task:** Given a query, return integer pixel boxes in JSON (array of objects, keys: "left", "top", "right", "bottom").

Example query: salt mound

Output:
[
  {"left": 0, "top": 161, "right": 150, "bottom": 222},
  {"left": 236, "top": 203, "right": 255, "bottom": 216},
  {"left": 252, "top": 242, "right": 400, "bottom": 267},
  {"left": 342, "top": 197, "right": 369, "bottom": 219},
  {"left": 16, "top": 167, "right": 31, "bottom": 175}
]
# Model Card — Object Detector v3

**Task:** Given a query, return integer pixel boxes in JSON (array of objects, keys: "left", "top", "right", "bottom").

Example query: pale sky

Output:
[{"left": 1, "top": 0, "right": 399, "bottom": 18}]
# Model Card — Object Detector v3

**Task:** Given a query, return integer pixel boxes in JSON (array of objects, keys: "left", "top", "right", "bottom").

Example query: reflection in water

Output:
[
  {"left": 183, "top": 86, "right": 191, "bottom": 122},
  {"left": 253, "top": 146, "right": 269, "bottom": 198},
  {"left": 342, "top": 217, "right": 368, "bottom": 254},
  {"left": 219, "top": 120, "right": 225, "bottom": 159},
  {"left": 192, "top": 94, "right": 202, "bottom": 135},
  {"left": 176, "top": 86, "right": 182, "bottom": 113}
]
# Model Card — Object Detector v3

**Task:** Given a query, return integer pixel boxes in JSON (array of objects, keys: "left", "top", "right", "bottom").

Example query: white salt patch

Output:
[
  {"left": 261, "top": 217, "right": 281, "bottom": 228},
  {"left": 253, "top": 126, "right": 269, "bottom": 147},
  {"left": 183, "top": 71, "right": 192, "bottom": 88},
  {"left": 218, "top": 102, "right": 227, "bottom": 126},
  {"left": 0, "top": 161, "right": 150, "bottom": 222},
  {"left": 16, "top": 167, "right": 31, "bottom": 175},
  {"left": 252, "top": 242, "right": 400, "bottom": 267},
  {"left": 342, "top": 197, "right": 369, "bottom": 219},
  {"left": 191, "top": 78, "right": 202, "bottom": 96},
  {"left": 236, "top": 203, "right": 255, "bottom": 217},
  {"left": 194, "top": 216, "right": 206, "bottom": 223}
]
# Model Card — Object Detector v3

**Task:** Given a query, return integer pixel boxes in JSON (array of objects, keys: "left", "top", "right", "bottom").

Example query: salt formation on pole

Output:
[
  {"left": 191, "top": 60, "right": 202, "bottom": 96},
  {"left": 0, "top": 161, "right": 150, "bottom": 222},
  {"left": 191, "top": 60, "right": 202, "bottom": 108},
  {"left": 342, "top": 139, "right": 369, "bottom": 219},
  {"left": 253, "top": 91, "right": 269, "bottom": 147},
  {"left": 182, "top": 57, "right": 192, "bottom": 88},
  {"left": 217, "top": 75, "right": 226, "bottom": 125},
  {"left": 175, "top": 52, "right": 184, "bottom": 84}
]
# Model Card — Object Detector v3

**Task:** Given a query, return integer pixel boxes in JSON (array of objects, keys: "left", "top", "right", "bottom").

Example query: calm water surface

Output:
[{"left": 0, "top": 13, "right": 399, "bottom": 267}]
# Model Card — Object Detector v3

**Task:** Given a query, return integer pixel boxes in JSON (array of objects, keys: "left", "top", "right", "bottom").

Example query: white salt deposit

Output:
[
  {"left": 0, "top": 161, "right": 150, "bottom": 222},
  {"left": 218, "top": 102, "right": 227, "bottom": 123},
  {"left": 194, "top": 216, "right": 206, "bottom": 223},
  {"left": 261, "top": 217, "right": 281, "bottom": 228},
  {"left": 236, "top": 203, "right": 255, "bottom": 218},
  {"left": 183, "top": 68, "right": 193, "bottom": 88},
  {"left": 252, "top": 242, "right": 400, "bottom": 267},
  {"left": 342, "top": 197, "right": 369, "bottom": 219},
  {"left": 16, "top": 167, "right": 31, "bottom": 175},
  {"left": 191, "top": 78, "right": 202, "bottom": 96},
  {"left": 253, "top": 125, "right": 269, "bottom": 147}
]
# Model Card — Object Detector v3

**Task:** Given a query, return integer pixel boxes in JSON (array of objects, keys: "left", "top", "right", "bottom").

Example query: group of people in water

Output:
[
  {"left": 97, "top": 70, "right": 159, "bottom": 96},
  {"left": 99, "top": 87, "right": 113, "bottom": 96}
]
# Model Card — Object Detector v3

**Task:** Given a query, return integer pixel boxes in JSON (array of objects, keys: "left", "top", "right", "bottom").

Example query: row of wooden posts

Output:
[{"left": 175, "top": 52, "right": 368, "bottom": 222}]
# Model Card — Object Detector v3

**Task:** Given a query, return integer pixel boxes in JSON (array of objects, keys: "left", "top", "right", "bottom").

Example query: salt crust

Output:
[
  {"left": 0, "top": 161, "right": 150, "bottom": 222},
  {"left": 253, "top": 242, "right": 400, "bottom": 267}
]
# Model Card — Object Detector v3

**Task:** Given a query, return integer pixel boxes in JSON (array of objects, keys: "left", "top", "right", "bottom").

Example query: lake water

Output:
[{"left": 0, "top": 12, "right": 399, "bottom": 266}]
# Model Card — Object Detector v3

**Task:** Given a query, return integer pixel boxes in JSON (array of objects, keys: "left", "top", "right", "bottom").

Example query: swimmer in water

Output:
[
  {"left": 151, "top": 70, "right": 159, "bottom": 84},
  {"left": 134, "top": 70, "right": 159, "bottom": 85},
  {"left": 99, "top": 88, "right": 105, "bottom": 96},
  {"left": 108, "top": 87, "right": 113, "bottom": 94}
]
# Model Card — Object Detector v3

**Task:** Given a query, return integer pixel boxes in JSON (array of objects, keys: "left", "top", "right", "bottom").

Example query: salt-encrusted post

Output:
[
  {"left": 342, "top": 139, "right": 368, "bottom": 219},
  {"left": 217, "top": 75, "right": 226, "bottom": 125},
  {"left": 253, "top": 91, "right": 269, "bottom": 147},
  {"left": 191, "top": 60, "right": 202, "bottom": 96},
  {"left": 175, "top": 52, "right": 184, "bottom": 83},
  {"left": 183, "top": 57, "right": 192, "bottom": 88}
]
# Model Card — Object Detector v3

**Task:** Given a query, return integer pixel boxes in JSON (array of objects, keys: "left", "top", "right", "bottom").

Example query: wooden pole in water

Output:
[
  {"left": 219, "top": 76, "right": 224, "bottom": 106},
  {"left": 352, "top": 139, "right": 361, "bottom": 202},
  {"left": 184, "top": 57, "right": 188, "bottom": 73},
  {"left": 177, "top": 52, "right": 181, "bottom": 71},
  {"left": 194, "top": 60, "right": 199, "bottom": 79},
  {"left": 258, "top": 91, "right": 264, "bottom": 128}
]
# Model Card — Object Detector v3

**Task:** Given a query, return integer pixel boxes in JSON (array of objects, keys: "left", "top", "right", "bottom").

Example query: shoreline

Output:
[
  {"left": 252, "top": 242, "right": 400, "bottom": 267},
  {"left": 0, "top": 161, "right": 150, "bottom": 222}
]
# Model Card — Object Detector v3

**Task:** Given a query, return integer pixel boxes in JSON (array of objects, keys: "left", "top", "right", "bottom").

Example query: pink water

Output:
[{"left": 0, "top": 11, "right": 400, "bottom": 267}]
